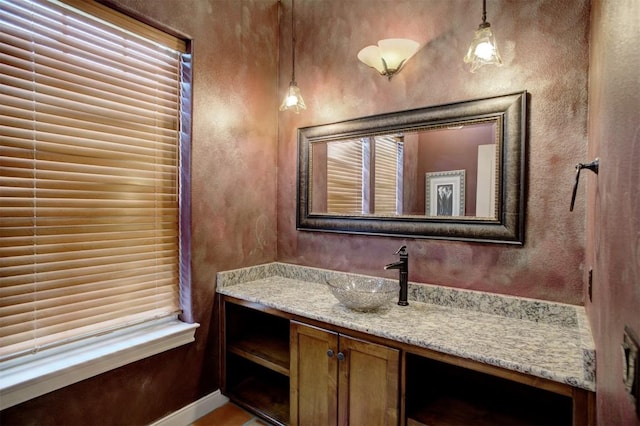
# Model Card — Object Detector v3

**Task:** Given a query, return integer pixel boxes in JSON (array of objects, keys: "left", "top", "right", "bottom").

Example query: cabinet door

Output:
[
  {"left": 290, "top": 321, "right": 339, "bottom": 426},
  {"left": 338, "top": 335, "right": 400, "bottom": 426}
]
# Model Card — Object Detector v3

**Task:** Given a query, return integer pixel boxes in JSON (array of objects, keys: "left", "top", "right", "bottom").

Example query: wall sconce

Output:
[
  {"left": 357, "top": 38, "right": 420, "bottom": 80},
  {"left": 280, "top": 0, "right": 306, "bottom": 113},
  {"left": 463, "top": 0, "right": 503, "bottom": 72}
]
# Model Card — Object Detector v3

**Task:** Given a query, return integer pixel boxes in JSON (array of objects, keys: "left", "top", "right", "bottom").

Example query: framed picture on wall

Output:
[{"left": 425, "top": 170, "right": 466, "bottom": 216}]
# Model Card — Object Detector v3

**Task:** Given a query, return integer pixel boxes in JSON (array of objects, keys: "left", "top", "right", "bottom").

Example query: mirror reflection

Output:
[
  {"left": 297, "top": 91, "right": 526, "bottom": 244},
  {"left": 310, "top": 120, "right": 499, "bottom": 219}
]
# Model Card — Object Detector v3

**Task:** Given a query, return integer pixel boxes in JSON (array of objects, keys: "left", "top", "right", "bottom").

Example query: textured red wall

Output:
[
  {"left": 587, "top": 0, "right": 640, "bottom": 423},
  {"left": 2, "top": 0, "right": 614, "bottom": 424},
  {"left": 277, "top": 0, "right": 591, "bottom": 304},
  {"left": 0, "top": 0, "right": 279, "bottom": 424}
]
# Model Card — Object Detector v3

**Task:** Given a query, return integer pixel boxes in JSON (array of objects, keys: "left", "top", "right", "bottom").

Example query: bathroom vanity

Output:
[{"left": 217, "top": 263, "right": 595, "bottom": 425}]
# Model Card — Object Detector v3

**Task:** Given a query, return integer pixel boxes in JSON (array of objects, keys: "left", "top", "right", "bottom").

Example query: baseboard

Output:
[{"left": 151, "top": 389, "right": 229, "bottom": 426}]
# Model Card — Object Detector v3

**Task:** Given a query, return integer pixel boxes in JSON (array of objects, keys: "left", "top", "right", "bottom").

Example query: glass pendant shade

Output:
[
  {"left": 464, "top": 24, "right": 502, "bottom": 72},
  {"left": 279, "top": 81, "right": 306, "bottom": 113},
  {"left": 280, "top": 0, "right": 305, "bottom": 113},
  {"left": 358, "top": 38, "right": 420, "bottom": 79}
]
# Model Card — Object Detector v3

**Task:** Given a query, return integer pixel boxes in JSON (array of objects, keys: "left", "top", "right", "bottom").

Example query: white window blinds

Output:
[{"left": 0, "top": 0, "right": 187, "bottom": 360}]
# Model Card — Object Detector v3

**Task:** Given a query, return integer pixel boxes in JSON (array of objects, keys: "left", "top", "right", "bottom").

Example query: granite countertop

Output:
[{"left": 217, "top": 262, "right": 596, "bottom": 392}]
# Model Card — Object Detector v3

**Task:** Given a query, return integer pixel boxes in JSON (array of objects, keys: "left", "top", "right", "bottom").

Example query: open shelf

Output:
[
  {"left": 223, "top": 300, "right": 291, "bottom": 425},
  {"left": 405, "top": 353, "right": 572, "bottom": 426},
  {"left": 226, "top": 354, "right": 290, "bottom": 426},
  {"left": 225, "top": 301, "right": 290, "bottom": 374},
  {"left": 228, "top": 333, "right": 289, "bottom": 376}
]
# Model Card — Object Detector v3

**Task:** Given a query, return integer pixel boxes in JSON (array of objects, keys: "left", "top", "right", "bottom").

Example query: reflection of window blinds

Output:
[
  {"left": 327, "top": 139, "right": 363, "bottom": 213},
  {"left": 374, "top": 136, "right": 399, "bottom": 214}
]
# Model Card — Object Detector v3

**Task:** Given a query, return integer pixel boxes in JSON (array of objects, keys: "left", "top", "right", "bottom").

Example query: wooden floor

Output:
[{"left": 191, "top": 403, "right": 272, "bottom": 426}]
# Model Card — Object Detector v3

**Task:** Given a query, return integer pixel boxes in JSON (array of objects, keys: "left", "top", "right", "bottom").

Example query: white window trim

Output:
[{"left": 0, "top": 317, "right": 199, "bottom": 410}]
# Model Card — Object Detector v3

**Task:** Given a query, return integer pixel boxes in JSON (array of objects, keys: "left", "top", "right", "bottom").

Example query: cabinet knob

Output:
[
  {"left": 337, "top": 352, "right": 345, "bottom": 361},
  {"left": 327, "top": 349, "right": 334, "bottom": 358}
]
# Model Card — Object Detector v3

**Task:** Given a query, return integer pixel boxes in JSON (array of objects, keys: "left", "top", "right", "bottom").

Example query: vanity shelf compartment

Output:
[
  {"left": 228, "top": 332, "right": 289, "bottom": 376},
  {"left": 225, "top": 354, "right": 290, "bottom": 426},
  {"left": 222, "top": 300, "right": 291, "bottom": 425},
  {"left": 224, "top": 301, "right": 290, "bottom": 375},
  {"left": 405, "top": 353, "right": 572, "bottom": 426}
]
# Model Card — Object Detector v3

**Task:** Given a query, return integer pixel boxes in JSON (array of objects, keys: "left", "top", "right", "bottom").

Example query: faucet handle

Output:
[{"left": 394, "top": 245, "right": 407, "bottom": 256}]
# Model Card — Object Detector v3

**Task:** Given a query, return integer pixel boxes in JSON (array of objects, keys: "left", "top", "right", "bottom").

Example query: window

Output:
[{"left": 0, "top": 0, "right": 195, "bottom": 408}]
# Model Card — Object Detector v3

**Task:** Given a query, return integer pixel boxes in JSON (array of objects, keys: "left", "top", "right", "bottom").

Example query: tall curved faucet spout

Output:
[{"left": 384, "top": 246, "right": 409, "bottom": 306}]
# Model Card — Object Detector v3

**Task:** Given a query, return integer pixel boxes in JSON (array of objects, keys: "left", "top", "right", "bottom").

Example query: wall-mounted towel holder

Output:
[{"left": 570, "top": 158, "right": 599, "bottom": 212}]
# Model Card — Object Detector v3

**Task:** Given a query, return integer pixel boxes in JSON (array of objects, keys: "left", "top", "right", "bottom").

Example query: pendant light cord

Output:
[
  {"left": 481, "top": 0, "right": 487, "bottom": 24},
  {"left": 291, "top": 0, "right": 296, "bottom": 82}
]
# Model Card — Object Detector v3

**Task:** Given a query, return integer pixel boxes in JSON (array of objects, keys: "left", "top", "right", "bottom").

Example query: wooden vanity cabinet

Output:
[
  {"left": 290, "top": 321, "right": 400, "bottom": 426},
  {"left": 221, "top": 296, "right": 593, "bottom": 426}
]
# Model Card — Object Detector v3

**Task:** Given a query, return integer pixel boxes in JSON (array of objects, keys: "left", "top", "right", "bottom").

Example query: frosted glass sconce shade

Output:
[
  {"left": 357, "top": 38, "right": 420, "bottom": 80},
  {"left": 279, "top": 81, "right": 306, "bottom": 113}
]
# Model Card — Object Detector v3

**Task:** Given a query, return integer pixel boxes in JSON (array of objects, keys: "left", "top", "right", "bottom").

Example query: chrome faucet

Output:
[{"left": 384, "top": 245, "right": 409, "bottom": 306}]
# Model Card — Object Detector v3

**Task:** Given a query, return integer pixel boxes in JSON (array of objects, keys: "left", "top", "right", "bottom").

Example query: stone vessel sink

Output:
[{"left": 326, "top": 277, "right": 398, "bottom": 312}]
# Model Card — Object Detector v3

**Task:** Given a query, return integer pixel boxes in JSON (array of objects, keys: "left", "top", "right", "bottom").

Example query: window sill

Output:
[{"left": 0, "top": 316, "right": 199, "bottom": 410}]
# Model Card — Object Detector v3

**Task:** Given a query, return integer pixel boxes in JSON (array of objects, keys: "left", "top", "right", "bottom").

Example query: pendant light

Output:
[
  {"left": 463, "top": 0, "right": 503, "bottom": 72},
  {"left": 280, "top": 0, "right": 306, "bottom": 113}
]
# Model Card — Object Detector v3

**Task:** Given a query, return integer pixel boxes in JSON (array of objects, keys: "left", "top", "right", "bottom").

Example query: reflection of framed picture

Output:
[{"left": 425, "top": 170, "right": 465, "bottom": 216}]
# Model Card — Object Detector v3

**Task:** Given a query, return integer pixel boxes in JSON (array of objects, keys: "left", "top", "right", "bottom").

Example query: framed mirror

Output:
[{"left": 297, "top": 91, "right": 527, "bottom": 244}]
